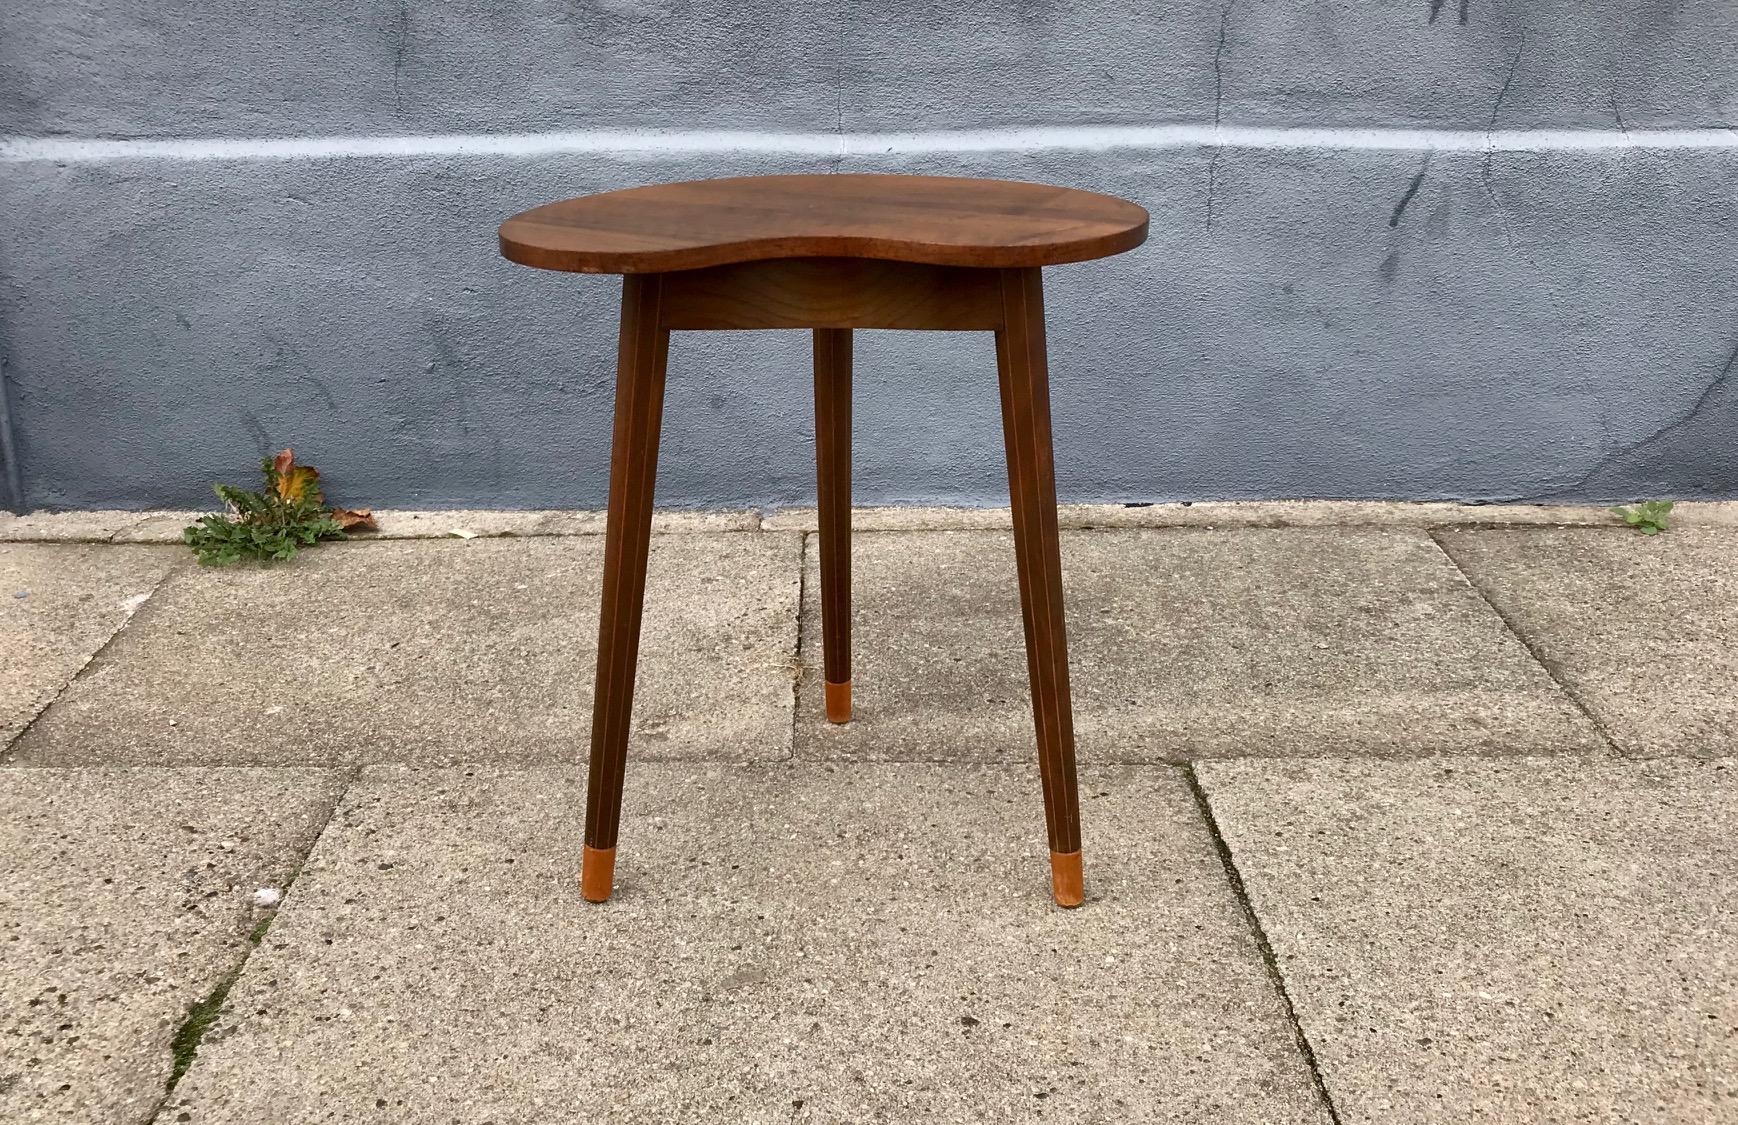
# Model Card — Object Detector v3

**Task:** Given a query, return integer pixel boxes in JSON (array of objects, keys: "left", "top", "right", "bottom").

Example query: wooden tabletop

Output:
[{"left": 498, "top": 174, "right": 1149, "bottom": 274}]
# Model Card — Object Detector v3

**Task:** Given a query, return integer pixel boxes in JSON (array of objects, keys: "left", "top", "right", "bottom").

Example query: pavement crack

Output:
[
  {"left": 1, "top": 555, "right": 185, "bottom": 763},
  {"left": 787, "top": 531, "right": 810, "bottom": 761},
  {"left": 1426, "top": 531, "right": 1623, "bottom": 755},
  {"left": 151, "top": 767, "right": 358, "bottom": 1118},
  {"left": 162, "top": 975, "right": 238, "bottom": 1096},
  {"left": 1183, "top": 765, "right": 1345, "bottom": 1125}
]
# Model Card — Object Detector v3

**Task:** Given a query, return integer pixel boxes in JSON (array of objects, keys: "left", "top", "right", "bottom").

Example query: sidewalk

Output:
[{"left": 3, "top": 502, "right": 1735, "bottom": 1124}]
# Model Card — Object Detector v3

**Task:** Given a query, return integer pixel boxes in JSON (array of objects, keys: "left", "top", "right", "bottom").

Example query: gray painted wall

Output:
[{"left": 2, "top": 1, "right": 1735, "bottom": 511}]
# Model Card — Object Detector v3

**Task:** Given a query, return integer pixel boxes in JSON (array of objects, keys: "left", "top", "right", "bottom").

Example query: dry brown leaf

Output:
[
  {"left": 270, "top": 448, "right": 324, "bottom": 505},
  {"left": 329, "top": 507, "right": 378, "bottom": 532}
]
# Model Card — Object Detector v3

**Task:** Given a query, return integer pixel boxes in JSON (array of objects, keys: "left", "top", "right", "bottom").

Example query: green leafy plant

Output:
[
  {"left": 182, "top": 449, "right": 373, "bottom": 565},
  {"left": 1609, "top": 499, "right": 1674, "bottom": 536}
]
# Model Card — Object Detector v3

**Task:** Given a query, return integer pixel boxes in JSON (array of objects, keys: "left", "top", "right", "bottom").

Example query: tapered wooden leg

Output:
[
  {"left": 995, "top": 267, "right": 1084, "bottom": 908},
  {"left": 582, "top": 273, "right": 670, "bottom": 903},
  {"left": 813, "top": 328, "right": 853, "bottom": 723}
]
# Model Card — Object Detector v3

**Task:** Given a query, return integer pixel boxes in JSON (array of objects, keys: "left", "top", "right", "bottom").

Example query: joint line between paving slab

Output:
[
  {"left": 104, "top": 513, "right": 165, "bottom": 542},
  {"left": 787, "top": 530, "right": 810, "bottom": 761},
  {"left": 1425, "top": 530, "right": 1624, "bottom": 757},
  {"left": 0, "top": 556, "right": 187, "bottom": 763},
  {"left": 1182, "top": 764, "right": 1346, "bottom": 1125},
  {"left": 149, "top": 765, "right": 360, "bottom": 1120}
]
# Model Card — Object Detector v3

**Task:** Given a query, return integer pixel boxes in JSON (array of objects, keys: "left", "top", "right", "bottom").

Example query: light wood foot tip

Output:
[
  {"left": 581, "top": 845, "right": 616, "bottom": 903},
  {"left": 824, "top": 679, "right": 852, "bottom": 724},
  {"left": 1050, "top": 850, "right": 1084, "bottom": 908}
]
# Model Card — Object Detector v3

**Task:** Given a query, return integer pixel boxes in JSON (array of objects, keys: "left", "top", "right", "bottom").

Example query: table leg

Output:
[
  {"left": 813, "top": 328, "right": 853, "bottom": 723},
  {"left": 995, "top": 267, "right": 1085, "bottom": 908},
  {"left": 582, "top": 273, "right": 670, "bottom": 903}
]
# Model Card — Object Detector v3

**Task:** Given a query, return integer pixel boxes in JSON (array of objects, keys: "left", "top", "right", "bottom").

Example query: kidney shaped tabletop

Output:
[{"left": 498, "top": 174, "right": 1150, "bottom": 275}]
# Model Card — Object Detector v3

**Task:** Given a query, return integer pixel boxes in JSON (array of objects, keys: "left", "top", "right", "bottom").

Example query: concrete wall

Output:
[{"left": 2, "top": 1, "right": 1735, "bottom": 511}]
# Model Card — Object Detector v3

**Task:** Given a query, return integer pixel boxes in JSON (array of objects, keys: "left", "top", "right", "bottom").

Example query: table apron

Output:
[{"left": 655, "top": 258, "right": 1010, "bottom": 331}]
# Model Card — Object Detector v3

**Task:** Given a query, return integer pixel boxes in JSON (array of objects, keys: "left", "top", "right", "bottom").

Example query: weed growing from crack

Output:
[
  {"left": 182, "top": 448, "right": 373, "bottom": 565},
  {"left": 164, "top": 869, "right": 300, "bottom": 1095},
  {"left": 1610, "top": 500, "right": 1674, "bottom": 536},
  {"left": 165, "top": 977, "right": 237, "bottom": 1092}
]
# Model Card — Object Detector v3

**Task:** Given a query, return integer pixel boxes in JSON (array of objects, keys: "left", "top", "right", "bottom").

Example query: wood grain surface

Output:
[{"left": 499, "top": 174, "right": 1149, "bottom": 274}]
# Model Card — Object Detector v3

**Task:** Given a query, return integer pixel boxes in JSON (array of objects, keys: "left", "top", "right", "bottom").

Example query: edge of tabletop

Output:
[{"left": 494, "top": 223, "right": 1152, "bottom": 275}]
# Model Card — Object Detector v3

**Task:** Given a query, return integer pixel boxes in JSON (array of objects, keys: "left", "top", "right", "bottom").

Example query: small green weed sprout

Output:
[{"left": 1609, "top": 499, "right": 1674, "bottom": 536}]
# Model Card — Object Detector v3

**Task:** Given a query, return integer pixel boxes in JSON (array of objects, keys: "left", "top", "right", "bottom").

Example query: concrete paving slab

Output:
[
  {"left": 1054, "top": 501, "right": 1631, "bottom": 531},
  {"left": 763, "top": 506, "right": 1015, "bottom": 532},
  {"left": 797, "top": 529, "right": 1601, "bottom": 763},
  {"left": 0, "top": 510, "right": 143, "bottom": 542},
  {"left": 368, "top": 508, "right": 761, "bottom": 539},
  {"left": 1439, "top": 528, "right": 1738, "bottom": 757},
  {"left": 10, "top": 535, "right": 799, "bottom": 766},
  {"left": 1195, "top": 755, "right": 1738, "bottom": 1125},
  {"left": 94, "top": 502, "right": 1738, "bottom": 546},
  {"left": 0, "top": 767, "right": 345, "bottom": 1125},
  {"left": 644, "top": 510, "right": 764, "bottom": 534},
  {"left": 118, "top": 509, "right": 575, "bottom": 543},
  {"left": 762, "top": 501, "right": 1738, "bottom": 533},
  {"left": 0, "top": 544, "right": 181, "bottom": 747},
  {"left": 114, "top": 508, "right": 764, "bottom": 542},
  {"left": 1649, "top": 501, "right": 1738, "bottom": 527},
  {"left": 370, "top": 509, "right": 574, "bottom": 539},
  {"left": 164, "top": 762, "right": 1330, "bottom": 1124},
  {"left": 107, "top": 511, "right": 205, "bottom": 544}
]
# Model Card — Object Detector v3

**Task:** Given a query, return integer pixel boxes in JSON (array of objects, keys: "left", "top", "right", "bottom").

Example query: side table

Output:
[{"left": 500, "top": 174, "right": 1149, "bottom": 907}]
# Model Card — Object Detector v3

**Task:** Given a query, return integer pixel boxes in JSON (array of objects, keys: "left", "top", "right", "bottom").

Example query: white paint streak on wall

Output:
[{"left": 4, "top": 124, "right": 1736, "bottom": 164}]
